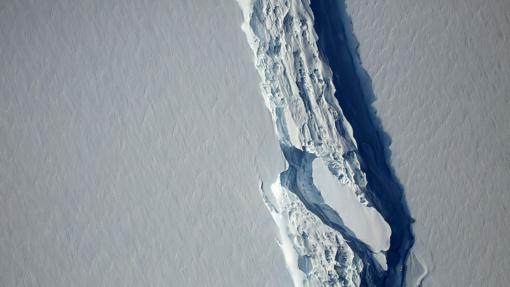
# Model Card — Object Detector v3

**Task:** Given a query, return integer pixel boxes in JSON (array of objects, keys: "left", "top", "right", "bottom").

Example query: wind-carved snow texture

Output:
[{"left": 237, "top": 0, "right": 396, "bottom": 286}]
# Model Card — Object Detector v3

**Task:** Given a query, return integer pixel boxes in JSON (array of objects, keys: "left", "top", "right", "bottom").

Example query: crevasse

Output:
[{"left": 236, "top": 0, "right": 395, "bottom": 286}]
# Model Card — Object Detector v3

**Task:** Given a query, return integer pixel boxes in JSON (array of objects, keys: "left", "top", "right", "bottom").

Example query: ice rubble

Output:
[
  {"left": 262, "top": 177, "right": 362, "bottom": 287},
  {"left": 237, "top": 0, "right": 392, "bottom": 285}
]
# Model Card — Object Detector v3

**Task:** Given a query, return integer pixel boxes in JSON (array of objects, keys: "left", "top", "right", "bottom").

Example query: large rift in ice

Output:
[{"left": 236, "top": 0, "right": 413, "bottom": 286}]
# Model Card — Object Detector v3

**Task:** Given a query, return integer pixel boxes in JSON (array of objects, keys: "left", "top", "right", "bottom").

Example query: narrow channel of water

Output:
[{"left": 310, "top": 1, "right": 416, "bottom": 286}]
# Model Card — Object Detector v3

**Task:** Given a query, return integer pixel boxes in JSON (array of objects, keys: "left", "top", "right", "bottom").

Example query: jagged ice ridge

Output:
[{"left": 236, "top": 0, "right": 395, "bottom": 286}]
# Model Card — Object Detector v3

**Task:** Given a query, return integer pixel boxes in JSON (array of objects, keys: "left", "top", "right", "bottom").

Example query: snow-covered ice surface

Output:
[
  {"left": 236, "top": 0, "right": 414, "bottom": 285},
  {"left": 344, "top": 0, "right": 510, "bottom": 286},
  {"left": 0, "top": 0, "right": 292, "bottom": 286}
]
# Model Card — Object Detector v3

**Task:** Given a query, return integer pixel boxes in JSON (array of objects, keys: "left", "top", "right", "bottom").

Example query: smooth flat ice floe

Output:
[
  {"left": 236, "top": 0, "right": 393, "bottom": 284},
  {"left": 312, "top": 157, "right": 390, "bottom": 268}
]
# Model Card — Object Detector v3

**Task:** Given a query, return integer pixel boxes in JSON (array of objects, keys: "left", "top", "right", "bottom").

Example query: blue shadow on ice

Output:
[
  {"left": 310, "top": 0, "right": 415, "bottom": 286},
  {"left": 278, "top": 145, "right": 388, "bottom": 284}
]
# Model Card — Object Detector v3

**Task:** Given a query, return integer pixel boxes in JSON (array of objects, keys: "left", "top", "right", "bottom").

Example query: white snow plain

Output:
[
  {"left": 345, "top": 0, "right": 510, "bottom": 285},
  {"left": 0, "top": 0, "right": 292, "bottom": 286}
]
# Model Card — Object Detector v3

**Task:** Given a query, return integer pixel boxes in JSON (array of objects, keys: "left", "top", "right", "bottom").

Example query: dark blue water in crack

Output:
[{"left": 310, "top": 0, "right": 415, "bottom": 286}]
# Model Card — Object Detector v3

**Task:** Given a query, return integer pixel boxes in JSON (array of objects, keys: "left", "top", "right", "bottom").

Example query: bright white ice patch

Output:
[
  {"left": 312, "top": 157, "right": 391, "bottom": 269},
  {"left": 268, "top": 180, "right": 305, "bottom": 287}
]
